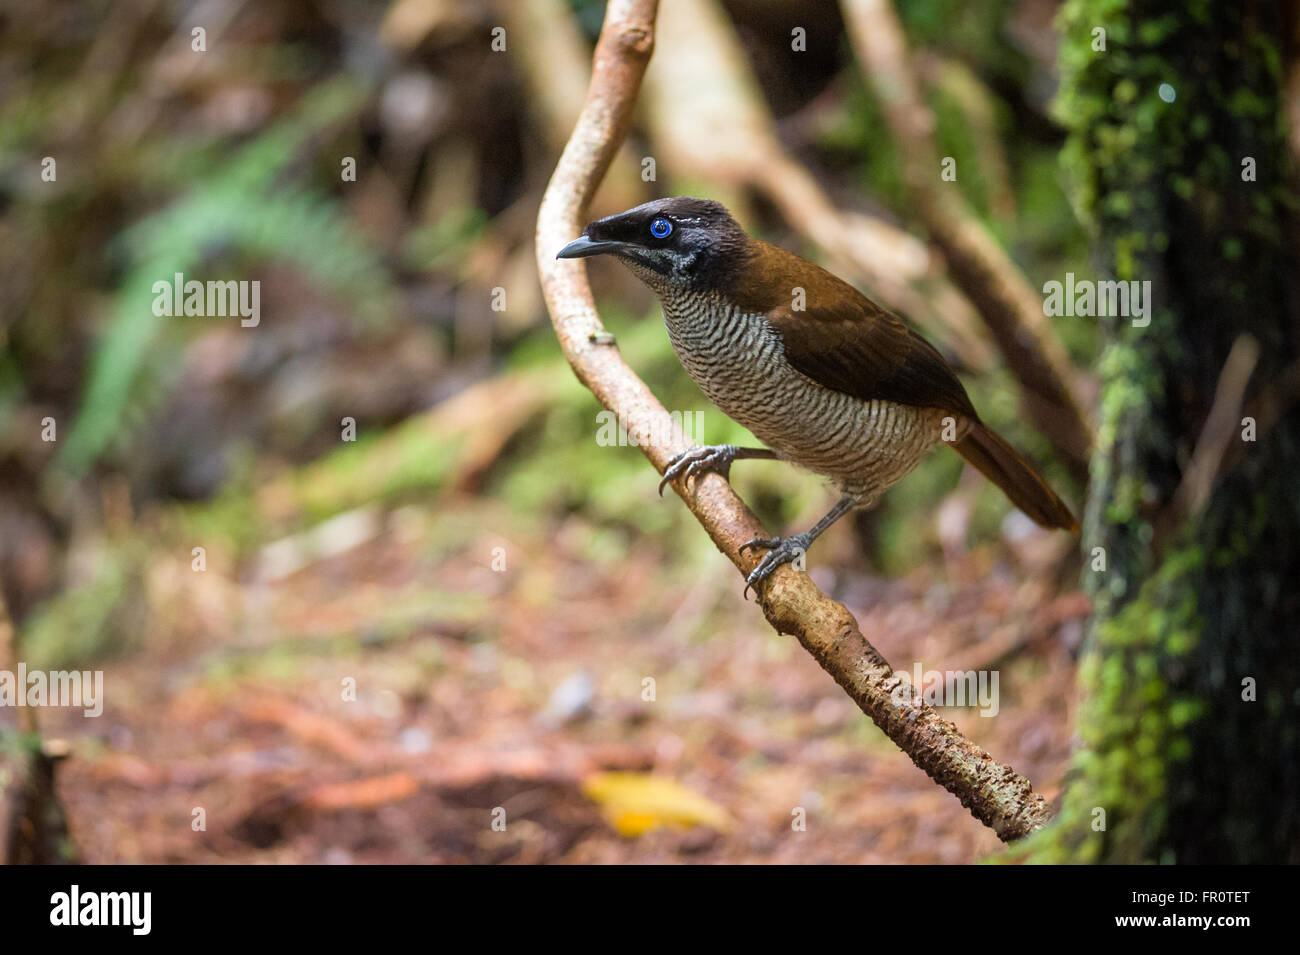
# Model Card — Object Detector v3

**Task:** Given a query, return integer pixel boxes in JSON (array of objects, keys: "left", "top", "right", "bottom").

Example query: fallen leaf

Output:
[{"left": 581, "top": 772, "right": 732, "bottom": 837}]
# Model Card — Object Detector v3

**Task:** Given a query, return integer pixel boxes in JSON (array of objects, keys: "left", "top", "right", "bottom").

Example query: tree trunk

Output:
[{"left": 1026, "top": 0, "right": 1300, "bottom": 863}]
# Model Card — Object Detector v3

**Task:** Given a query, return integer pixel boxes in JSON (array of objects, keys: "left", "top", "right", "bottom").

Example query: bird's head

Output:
[{"left": 556, "top": 197, "right": 749, "bottom": 294}]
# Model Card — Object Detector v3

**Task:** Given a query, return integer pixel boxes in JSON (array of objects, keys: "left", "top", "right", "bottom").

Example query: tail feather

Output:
[{"left": 953, "top": 423, "right": 1079, "bottom": 534}]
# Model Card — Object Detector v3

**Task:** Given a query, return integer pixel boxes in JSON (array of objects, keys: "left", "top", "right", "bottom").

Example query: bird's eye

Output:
[{"left": 650, "top": 217, "right": 672, "bottom": 238}]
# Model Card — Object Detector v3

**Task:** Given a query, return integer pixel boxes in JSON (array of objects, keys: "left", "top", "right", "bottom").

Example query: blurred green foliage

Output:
[
  {"left": 59, "top": 79, "right": 396, "bottom": 474},
  {"left": 22, "top": 539, "right": 147, "bottom": 670}
]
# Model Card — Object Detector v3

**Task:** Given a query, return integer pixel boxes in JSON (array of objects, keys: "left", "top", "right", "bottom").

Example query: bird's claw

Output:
[
  {"left": 741, "top": 535, "right": 809, "bottom": 600},
  {"left": 658, "top": 444, "right": 738, "bottom": 496},
  {"left": 739, "top": 536, "right": 781, "bottom": 554}
]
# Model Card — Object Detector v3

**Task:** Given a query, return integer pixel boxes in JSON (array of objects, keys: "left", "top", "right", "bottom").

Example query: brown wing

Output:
[{"left": 728, "top": 241, "right": 978, "bottom": 419}]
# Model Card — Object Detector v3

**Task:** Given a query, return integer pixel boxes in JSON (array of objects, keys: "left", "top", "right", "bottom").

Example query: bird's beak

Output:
[{"left": 556, "top": 236, "right": 625, "bottom": 259}]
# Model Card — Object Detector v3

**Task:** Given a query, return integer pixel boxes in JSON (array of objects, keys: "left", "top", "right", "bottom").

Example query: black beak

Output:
[{"left": 556, "top": 236, "right": 625, "bottom": 259}]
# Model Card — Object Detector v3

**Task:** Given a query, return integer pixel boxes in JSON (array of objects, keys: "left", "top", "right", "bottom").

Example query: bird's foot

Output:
[
  {"left": 658, "top": 444, "right": 740, "bottom": 496},
  {"left": 740, "top": 533, "right": 811, "bottom": 599}
]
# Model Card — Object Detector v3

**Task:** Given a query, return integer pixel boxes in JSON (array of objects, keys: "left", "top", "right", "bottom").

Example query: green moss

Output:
[{"left": 1010, "top": 538, "right": 1206, "bottom": 863}]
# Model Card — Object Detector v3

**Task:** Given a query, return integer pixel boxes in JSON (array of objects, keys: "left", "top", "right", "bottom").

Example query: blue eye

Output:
[{"left": 650, "top": 217, "right": 672, "bottom": 238}]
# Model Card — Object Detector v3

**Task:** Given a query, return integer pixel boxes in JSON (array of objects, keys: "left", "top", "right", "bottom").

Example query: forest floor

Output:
[{"left": 34, "top": 485, "right": 1088, "bottom": 865}]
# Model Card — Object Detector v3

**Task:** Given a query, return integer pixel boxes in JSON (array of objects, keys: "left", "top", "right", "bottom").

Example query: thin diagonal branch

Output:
[
  {"left": 1166, "top": 335, "right": 1260, "bottom": 526},
  {"left": 535, "top": 0, "right": 1052, "bottom": 841}
]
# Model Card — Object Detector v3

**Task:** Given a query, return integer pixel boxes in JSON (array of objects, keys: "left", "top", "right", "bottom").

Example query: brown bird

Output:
[{"left": 558, "top": 197, "right": 1077, "bottom": 594}]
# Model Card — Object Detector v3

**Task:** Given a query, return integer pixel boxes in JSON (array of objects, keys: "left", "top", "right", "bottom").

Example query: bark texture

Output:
[{"left": 1019, "top": 0, "right": 1300, "bottom": 863}]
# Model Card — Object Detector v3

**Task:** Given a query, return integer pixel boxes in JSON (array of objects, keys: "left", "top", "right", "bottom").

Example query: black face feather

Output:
[{"left": 557, "top": 197, "right": 752, "bottom": 289}]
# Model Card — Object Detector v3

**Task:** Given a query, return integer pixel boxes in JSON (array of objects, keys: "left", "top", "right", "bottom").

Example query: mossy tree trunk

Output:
[{"left": 1024, "top": 0, "right": 1300, "bottom": 863}]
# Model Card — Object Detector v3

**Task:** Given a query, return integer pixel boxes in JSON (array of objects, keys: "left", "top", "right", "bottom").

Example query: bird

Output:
[{"left": 557, "top": 197, "right": 1078, "bottom": 595}]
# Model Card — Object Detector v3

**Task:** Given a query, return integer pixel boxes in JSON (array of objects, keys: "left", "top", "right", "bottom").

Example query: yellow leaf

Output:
[{"left": 581, "top": 772, "right": 733, "bottom": 837}]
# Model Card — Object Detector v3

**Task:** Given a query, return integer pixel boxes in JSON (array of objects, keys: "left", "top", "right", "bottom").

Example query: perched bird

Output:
[{"left": 557, "top": 197, "right": 1077, "bottom": 594}]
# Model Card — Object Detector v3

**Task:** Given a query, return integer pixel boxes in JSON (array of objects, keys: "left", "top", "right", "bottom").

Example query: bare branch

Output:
[{"left": 535, "top": 0, "right": 1052, "bottom": 841}]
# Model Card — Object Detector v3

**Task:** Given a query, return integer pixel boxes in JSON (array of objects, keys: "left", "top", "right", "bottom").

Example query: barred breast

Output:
[{"left": 661, "top": 291, "right": 952, "bottom": 505}]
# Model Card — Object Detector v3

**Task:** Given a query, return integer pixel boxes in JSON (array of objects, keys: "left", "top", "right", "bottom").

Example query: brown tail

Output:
[{"left": 953, "top": 422, "right": 1079, "bottom": 534}]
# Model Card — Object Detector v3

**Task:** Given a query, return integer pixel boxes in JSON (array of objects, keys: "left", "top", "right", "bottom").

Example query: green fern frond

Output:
[{"left": 59, "top": 78, "right": 392, "bottom": 474}]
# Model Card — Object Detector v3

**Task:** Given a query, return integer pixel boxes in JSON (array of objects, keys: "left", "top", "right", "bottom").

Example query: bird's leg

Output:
[
  {"left": 658, "top": 445, "right": 778, "bottom": 496},
  {"left": 740, "top": 496, "right": 856, "bottom": 598}
]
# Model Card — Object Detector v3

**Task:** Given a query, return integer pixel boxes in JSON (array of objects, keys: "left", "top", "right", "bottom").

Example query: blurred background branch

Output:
[{"left": 842, "top": 0, "right": 1094, "bottom": 476}]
